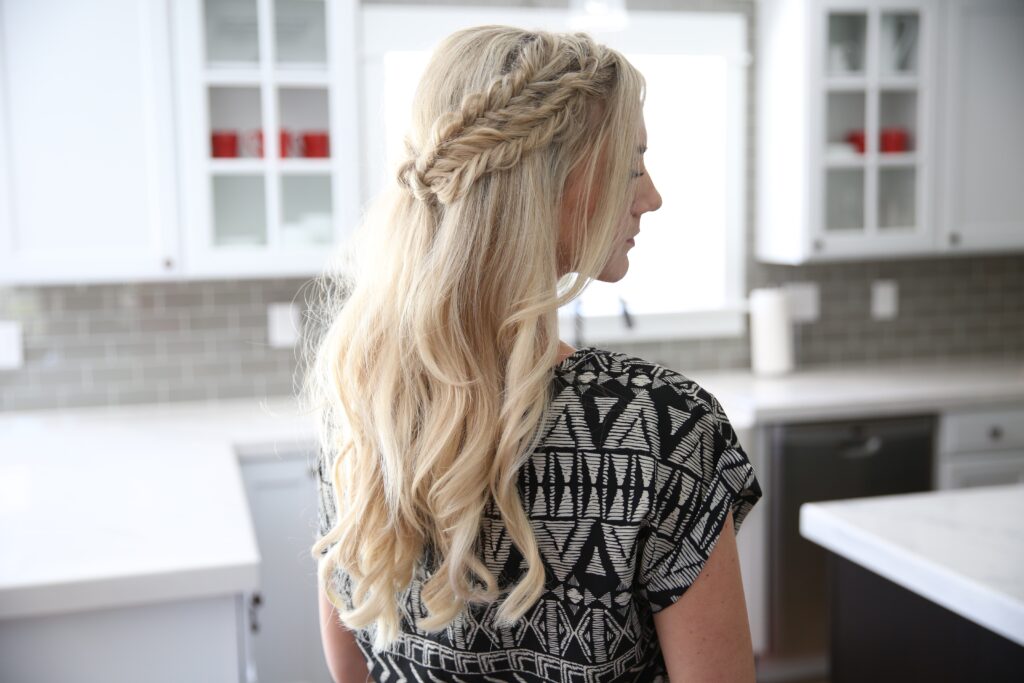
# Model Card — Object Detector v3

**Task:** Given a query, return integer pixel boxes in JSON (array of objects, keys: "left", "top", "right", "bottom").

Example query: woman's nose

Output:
[{"left": 643, "top": 175, "right": 663, "bottom": 213}]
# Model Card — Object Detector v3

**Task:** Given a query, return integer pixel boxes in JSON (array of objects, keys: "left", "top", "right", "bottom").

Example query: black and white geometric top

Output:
[{"left": 316, "top": 346, "right": 763, "bottom": 682}]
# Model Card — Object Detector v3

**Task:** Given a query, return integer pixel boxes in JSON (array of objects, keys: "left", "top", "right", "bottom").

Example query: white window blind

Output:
[{"left": 361, "top": 6, "right": 748, "bottom": 343}]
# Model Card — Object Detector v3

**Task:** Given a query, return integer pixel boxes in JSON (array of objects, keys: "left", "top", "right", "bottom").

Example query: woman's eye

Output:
[{"left": 630, "top": 171, "right": 645, "bottom": 178}]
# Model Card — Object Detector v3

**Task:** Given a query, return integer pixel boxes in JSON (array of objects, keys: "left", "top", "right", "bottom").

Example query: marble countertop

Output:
[
  {"left": 690, "top": 356, "right": 1024, "bottom": 430},
  {"left": 0, "top": 397, "right": 316, "bottom": 620},
  {"left": 799, "top": 483, "right": 1024, "bottom": 646},
  {"left": 2, "top": 355, "right": 1022, "bottom": 621}
]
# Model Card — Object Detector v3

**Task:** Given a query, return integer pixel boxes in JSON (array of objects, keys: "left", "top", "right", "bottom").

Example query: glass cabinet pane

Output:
[
  {"left": 826, "top": 169, "right": 864, "bottom": 231},
  {"left": 827, "top": 13, "right": 867, "bottom": 76},
  {"left": 880, "top": 13, "right": 919, "bottom": 77},
  {"left": 878, "top": 168, "right": 916, "bottom": 229},
  {"left": 826, "top": 92, "right": 867, "bottom": 157},
  {"left": 208, "top": 86, "right": 263, "bottom": 158},
  {"left": 879, "top": 91, "right": 917, "bottom": 154},
  {"left": 204, "top": 0, "right": 260, "bottom": 66},
  {"left": 212, "top": 175, "right": 267, "bottom": 245},
  {"left": 278, "top": 87, "right": 330, "bottom": 157},
  {"left": 281, "top": 174, "right": 333, "bottom": 245},
  {"left": 275, "top": 0, "right": 327, "bottom": 66}
]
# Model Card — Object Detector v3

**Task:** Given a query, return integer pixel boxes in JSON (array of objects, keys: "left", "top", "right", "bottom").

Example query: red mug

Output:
[
  {"left": 302, "top": 131, "right": 330, "bottom": 158},
  {"left": 880, "top": 127, "right": 909, "bottom": 153},
  {"left": 846, "top": 130, "right": 866, "bottom": 154},
  {"left": 211, "top": 130, "right": 239, "bottom": 158}
]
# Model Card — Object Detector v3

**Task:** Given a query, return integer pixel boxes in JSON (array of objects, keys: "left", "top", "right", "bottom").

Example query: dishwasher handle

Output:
[{"left": 840, "top": 434, "right": 883, "bottom": 459}]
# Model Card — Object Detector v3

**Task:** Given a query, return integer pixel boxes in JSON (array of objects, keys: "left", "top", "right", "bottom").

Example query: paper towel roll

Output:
[{"left": 749, "top": 288, "right": 794, "bottom": 375}]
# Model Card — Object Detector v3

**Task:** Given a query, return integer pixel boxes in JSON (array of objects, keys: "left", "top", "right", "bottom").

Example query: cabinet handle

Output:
[
  {"left": 249, "top": 592, "right": 263, "bottom": 634},
  {"left": 813, "top": 239, "right": 824, "bottom": 253},
  {"left": 989, "top": 425, "right": 1003, "bottom": 442},
  {"left": 948, "top": 232, "right": 960, "bottom": 247}
]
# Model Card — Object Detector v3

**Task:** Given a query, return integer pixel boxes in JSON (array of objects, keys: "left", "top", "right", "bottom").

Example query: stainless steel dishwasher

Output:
[{"left": 759, "top": 414, "right": 937, "bottom": 682}]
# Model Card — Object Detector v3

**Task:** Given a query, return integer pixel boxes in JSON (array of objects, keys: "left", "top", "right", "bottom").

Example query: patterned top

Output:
[{"left": 315, "top": 346, "right": 763, "bottom": 682}]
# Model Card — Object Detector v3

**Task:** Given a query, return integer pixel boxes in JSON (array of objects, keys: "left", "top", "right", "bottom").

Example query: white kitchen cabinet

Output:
[
  {"left": 936, "top": 0, "right": 1024, "bottom": 255},
  {"left": 0, "top": 0, "right": 180, "bottom": 285},
  {"left": 757, "top": 0, "right": 1023, "bottom": 264},
  {"left": 172, "top": 0, "right": 362, "bottom": 279},
  {"left": 936, "top": 402, "right": 1024, "bottom": 490},
  {"left": 0, "top": 594, "right": 245, "bottom": 683},
  {"left": 239, "top": 450, "right": 333, "bottom": 683}
]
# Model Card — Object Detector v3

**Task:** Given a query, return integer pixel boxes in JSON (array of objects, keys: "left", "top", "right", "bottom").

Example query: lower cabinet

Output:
[
  {"left": 239, "top": 450, "right": 333, "bottom": 683},
  {"left": 0, "top": 594, "right": 245, "bottom": 683},
  {"left": 937, "top": 402, "right": 1024, "bottom": 490}
]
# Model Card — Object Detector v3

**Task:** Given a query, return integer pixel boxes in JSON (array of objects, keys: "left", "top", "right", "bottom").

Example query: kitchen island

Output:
[{"left": 800, "top": 483, "right": 1024, "bottom": 682}]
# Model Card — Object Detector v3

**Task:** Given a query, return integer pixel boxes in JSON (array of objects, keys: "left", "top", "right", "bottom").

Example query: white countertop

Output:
[
  {"left": 1, "top": 356, "right": 1022, "bottom": 621},
  {"left": 799, "top": 483, "right": 1024, "bottom": 647},
  {"left": 0, "top": 397, "right": 317, "bottom": 620},
  {"left": 690, "top": 356, "right": 1024, "bottom": 430}
]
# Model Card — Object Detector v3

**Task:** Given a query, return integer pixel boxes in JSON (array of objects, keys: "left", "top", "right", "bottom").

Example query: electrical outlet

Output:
[
  {"left": 782, "top": 281, "right": 820, "bottom": 322},
  {"left": 267, "top": 303, "right": 302, "bottom": 348},
  {"left": 0, "top": 320, "right": 24, "bottom": 370},
  {"left": 871, "top": 280, "right": 898, "bottom": 320}
]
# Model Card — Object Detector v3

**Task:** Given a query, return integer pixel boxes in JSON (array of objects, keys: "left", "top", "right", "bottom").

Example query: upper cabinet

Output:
[
  {"left": 0, "top": 0, "right": 361, "bottom": 286},
  {"left": 172, "top": 0, "right": 362, "bottom": 279},
  {"left": 0, "top": 0, "right": 180, "bottom": 285},
  {"left": 757, "top": 0, "right": 1024, "bottom": 264},
  {"left": 937, "top": 0, "right": 1024, "bottom": 255}
]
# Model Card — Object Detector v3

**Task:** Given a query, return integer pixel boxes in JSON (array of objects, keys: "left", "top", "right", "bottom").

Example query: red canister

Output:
[
  {"left": 880, "top": 127, "right": 910, "bottom": 153},
  {"left": 302, "top": 131, "right": 330, "bottom": 158},
  {"left": 211, "top": 130, "right": 239, "bottom": 158}
]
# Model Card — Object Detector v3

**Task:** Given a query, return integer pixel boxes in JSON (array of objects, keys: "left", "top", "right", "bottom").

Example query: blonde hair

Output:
[{"left": 304, "top": 24, "right": 645, "bottom": 653}]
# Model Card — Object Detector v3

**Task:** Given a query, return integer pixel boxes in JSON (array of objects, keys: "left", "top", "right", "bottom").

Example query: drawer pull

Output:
[{"left": 989, "top": 425, "right": 1003, "bottom": 442}]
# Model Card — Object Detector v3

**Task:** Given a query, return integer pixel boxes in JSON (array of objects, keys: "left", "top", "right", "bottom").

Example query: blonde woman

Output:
[{"left": 306, "top": 25, "right": 763, "bottom": 682}]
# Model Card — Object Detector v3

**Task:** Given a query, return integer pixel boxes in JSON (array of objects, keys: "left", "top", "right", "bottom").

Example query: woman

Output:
[{"left": 305, "top": 25, "right": 763, "bottom": 682}]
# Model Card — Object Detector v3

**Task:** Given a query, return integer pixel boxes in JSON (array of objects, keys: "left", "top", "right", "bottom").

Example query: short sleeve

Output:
[{"left": 640, "top": 388, "right": 763, "bottom": 613}]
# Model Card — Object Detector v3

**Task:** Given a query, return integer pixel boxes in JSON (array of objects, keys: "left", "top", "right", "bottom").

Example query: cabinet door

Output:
[
  {"left": 240, "top": 452, "right": 334, "bottom": 683},
  {"left": 939, "top": 0, "right": 1024, "bottom": 254},
  {"left": 0, "top": 0, "right": 180, "bottom": 285},
  {"left": 937, "top": 452, "right": 1024, "bottom": 490},
  {"left": 173, "top": 0, "right": 362, "bottom": 279},
  {"left": 811, "top": 0, "right": 936, "bottom": 261}
]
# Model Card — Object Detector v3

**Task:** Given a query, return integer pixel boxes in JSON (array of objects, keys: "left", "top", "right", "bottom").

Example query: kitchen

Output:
[{"left": 1, "top": 0, "right": 1022, "bottom": 682}]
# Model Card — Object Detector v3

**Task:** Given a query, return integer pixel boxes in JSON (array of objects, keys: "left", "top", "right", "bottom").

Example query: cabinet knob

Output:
[
  {"left": 163, "top": 257, "right": 174, "bottom": 269},
  {"left": 949, "top": 232, "right": 960, "bottom": 247},
  {"left": 989, "top": 425, "right": 1003, "bottom": 442},
  {"left": 813, "top": 239, "right": 824, "bottom": 253}
]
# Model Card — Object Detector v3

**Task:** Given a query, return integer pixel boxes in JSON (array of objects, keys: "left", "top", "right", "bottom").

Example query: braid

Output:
[{"left": 397, "top": 34, "right": 614, "bottom": 207}]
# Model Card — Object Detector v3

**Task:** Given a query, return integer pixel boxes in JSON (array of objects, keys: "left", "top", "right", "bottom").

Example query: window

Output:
[{"left": 361, "top": 5, "right": 748, "bottom": 343}]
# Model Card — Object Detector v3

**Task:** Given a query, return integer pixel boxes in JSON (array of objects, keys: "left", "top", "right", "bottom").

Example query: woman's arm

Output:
[
  {"left": 652, "top": 508, "right": 756, "bottom": 682},
  {"left": 318, "top": 581, "right": 373, "bottom": 683}
]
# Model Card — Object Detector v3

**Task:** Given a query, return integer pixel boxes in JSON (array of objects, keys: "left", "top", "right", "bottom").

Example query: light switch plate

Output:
[
  {"left": 267, "top": 303, "right": 302, "bottom": 348},
  {"left": 782, "top": 281, "right": 820, "bottom": 322},
  {"left": 0, "top": 320, "right": 24, "bottom": 370},
  {"left": 871, "top": 280, "right": 898, "bottom": 320}
]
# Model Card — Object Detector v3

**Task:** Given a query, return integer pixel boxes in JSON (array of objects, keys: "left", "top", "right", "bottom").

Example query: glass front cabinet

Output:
[
  {"left": 757, "top": 0, "right": 937, "bottom": 263},
  {"left": 173, "top": 0, "right": 361, "bottom": 278}
]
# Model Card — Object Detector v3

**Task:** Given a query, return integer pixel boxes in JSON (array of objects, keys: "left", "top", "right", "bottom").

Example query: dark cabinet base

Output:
[{"left": 829, "top": 553, "right": 1024, "bottom": 683}]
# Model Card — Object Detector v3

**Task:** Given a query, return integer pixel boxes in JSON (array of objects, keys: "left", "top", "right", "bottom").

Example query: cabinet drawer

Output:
[{"left": 939, "top": 404, "right": 1024, "bottom": 454}]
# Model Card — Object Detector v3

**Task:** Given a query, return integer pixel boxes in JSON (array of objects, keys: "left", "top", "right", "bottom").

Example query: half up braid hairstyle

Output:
[{"left": 305, "top": 25, "right": 645, "bottom": 653}]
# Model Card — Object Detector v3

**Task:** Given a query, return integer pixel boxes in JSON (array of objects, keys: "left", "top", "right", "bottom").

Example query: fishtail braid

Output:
[{"left": 396, "top": 34, "right": 615, "bottom": 207}]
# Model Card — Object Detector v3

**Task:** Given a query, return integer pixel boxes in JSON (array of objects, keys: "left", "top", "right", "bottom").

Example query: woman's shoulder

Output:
[{"left": 552, "top": 345, "right": 721, "bottom": 416}]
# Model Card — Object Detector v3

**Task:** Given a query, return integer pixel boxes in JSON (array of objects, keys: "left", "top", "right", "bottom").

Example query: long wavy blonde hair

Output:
[{"left": 304, "top": 24, "right": 645, "bottom": 653}]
